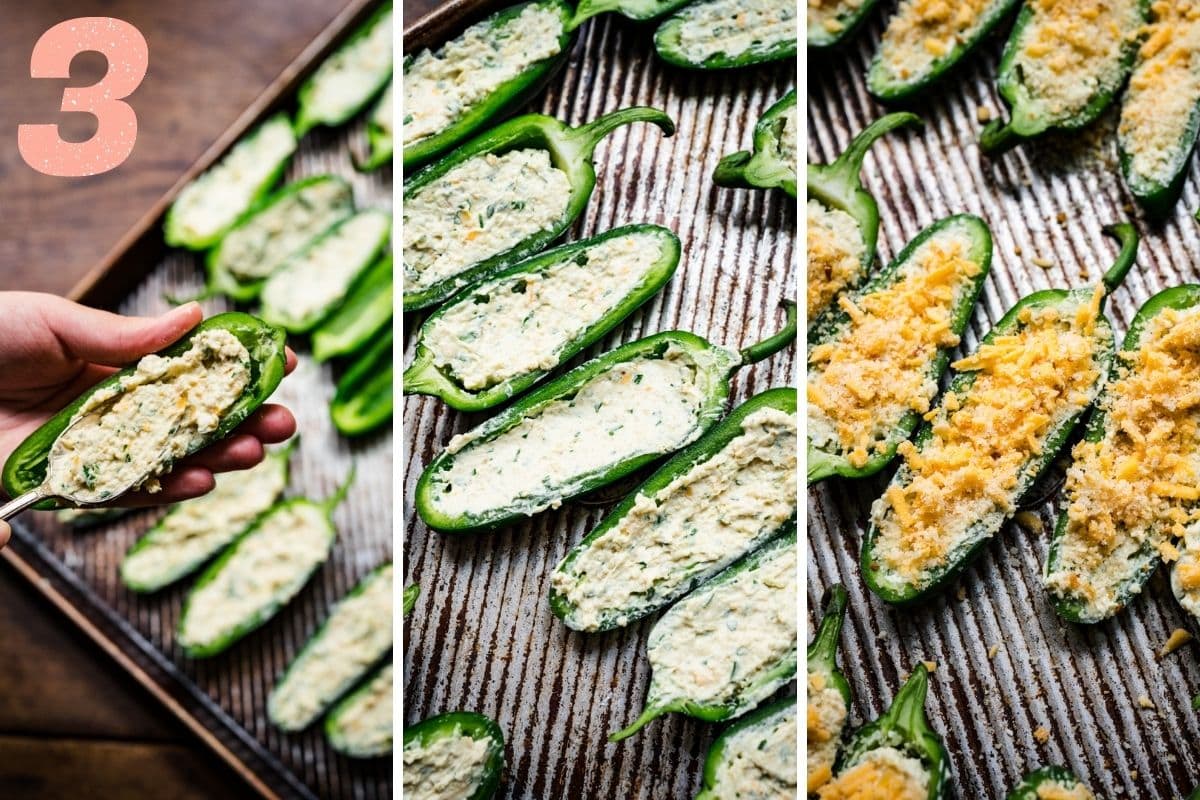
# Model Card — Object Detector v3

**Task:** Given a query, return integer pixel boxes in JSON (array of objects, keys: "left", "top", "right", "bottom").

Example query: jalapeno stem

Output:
[
  {"left": 978, "top": 119, "right": 1022, "bottom": 156},
  {"left": 319, "top": 464, "right": 357, "bottom": 515},
  {"left": 740, "top": 301, "right": 797, "bottom": 365},
  {"left": 888, "top": 663, "right": 931, "bottom": 736},
  {"left": 1100, "top": 222, "right": 1139, "bottom": 294},
  {"left": 567, "top": 107, "right": 676, "bottom": 157},
  {"left": 608, "top": 703, "right": 666, "bottom": 742},
  {"left": 818, "top": 113, "right": 922, "bottom": 194},
  {"left": 808, "top": 584, "right": 848, "bottom": 673}
]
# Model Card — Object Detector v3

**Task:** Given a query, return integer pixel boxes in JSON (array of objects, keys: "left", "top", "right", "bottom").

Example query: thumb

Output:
[{"left": 41, "top": 297, "right": 203, "bottom": 367}]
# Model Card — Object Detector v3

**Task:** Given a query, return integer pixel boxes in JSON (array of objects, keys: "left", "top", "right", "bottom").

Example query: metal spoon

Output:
[{"left": 0, "top": 401, "right": 175, "bottom": 520}]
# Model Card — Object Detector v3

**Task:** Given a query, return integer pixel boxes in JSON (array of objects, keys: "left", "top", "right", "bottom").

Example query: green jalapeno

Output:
[
  {"left": 356, "top": 80, "right": 393, "bottom": 172},
  {"left": 714, "top": 90, "right": 797, "bottom": 197},
  {"left": 269, "top": 563, "right": 392, "bottom": 731},
  {"left": 830, "top": 664, "right": 948, "bottom": 800},
  {"left": 979, "top": 0, "right": 1148, "bottom": 156},
  {"left": 549, "top": 388, "right": 795, "bottom": 632},
  {"left": 1045, "top": 285, "right": 1200, "bottom": 623},
  {"left": 164, "top": 113, "right": 297, "bottom": 251},
  {"left": 807, "top": 584, "right": 851, "bottom": 794},
  {"left": 862, "top": 224, "right": 1139, "bottom": 605},
  {"left": 312, "top": 254, "right": 393, "bottom": 363},
  {"left": 187, "top": 175, "right": 355, "bottom": 304},
  {"left": 403, "top": 224, "right": 681, "bottom": 412},
  {"left": 295, "top": 2, "right": 393, "bottom": 136},
  {"left": 401, "top": 712, "right": 505, "bottom": 800},
  {"left": 808, "top": 0, "right": 882, "bottom": 49},
  {"left": 867, "top": 0, "right": 1019, "bottom": 103},
  {"left": 694, "top": 699, "right": 797, "bottom": 800},
  {"left": 2, "top": 313, "right": 287, "bottom": 510},
  {"left": 178, "top": 470, "right": 354, "bottom": 658},
  {"left": 808, "top": 214, "right": 993, "bottom": 484},
  {"left": 403, "top": 583, "right": 420, "bottom": 616},
  {"left": 325, "top": 661, "right": 393, "bottom": 757},
  {"left": 1007, "top": 766, "right": 1093, "bottom": 799},
  {"left": 610, "top": 526, "right": 796, "bottom": 742},
  {"left": 415, "top": 303, "right": 796, "bottom": 534},
  {"left": 331, "top": 329, "right": 393, "bottom": 437},
  {"left": 807, "top": 112, "right": 922, "bottom": 326},
  {"left": 653, "top": 0, "right": 797, "bottom": 69},
  {"left": 403, "top": 0, "right": 575, "bottom": 171},
  {"left": 566, "top": 0, "right": 692, "bottom": 28},
  {"left": 121, "top": 438, "right": 295, "bottom": 593},
  {"left": 403, "top": 106, "right": 675, "bottom": 311}
]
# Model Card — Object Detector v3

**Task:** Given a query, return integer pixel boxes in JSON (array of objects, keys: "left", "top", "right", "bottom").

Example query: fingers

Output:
[
  {"left": 236, "top": 404, "right": 298, "bottom": 445},
  {"left": 0, "top": 519, "right": 9, "bottom": 550},
  {"left": 179, "top": 434, "right": 264, "bottom": 473},
  {"left": 36, "top": 296, "right": 202, "bottom": 367},
  {"left": 285, "top": 347, "right": 298, "bottom": 374},
  {"left": 119, "top": 467, "right": 215, "bottom": 507}
]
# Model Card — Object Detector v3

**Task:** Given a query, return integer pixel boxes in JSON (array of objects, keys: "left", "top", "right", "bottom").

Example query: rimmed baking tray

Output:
[
  {"left": 401, "top": 4, "right": 798, "bottom": 798},
  {"left": 808, "top": 11, "right": 1200, "bottom": 798},
  {"left": 3, "top": 2, "right": 393, "bottom": 797}
]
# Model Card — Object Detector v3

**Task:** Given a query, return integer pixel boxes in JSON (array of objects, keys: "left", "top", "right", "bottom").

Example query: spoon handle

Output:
[{"left": 0, "top": 489, "right": 50, "bottom": 520}]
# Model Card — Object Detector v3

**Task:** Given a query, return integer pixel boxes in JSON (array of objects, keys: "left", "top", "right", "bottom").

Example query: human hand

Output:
[{"left": 0, "top": 292, "right": 297, "bottom": 508}]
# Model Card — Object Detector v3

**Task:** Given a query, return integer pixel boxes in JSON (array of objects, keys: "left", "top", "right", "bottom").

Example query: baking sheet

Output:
[
  {"left": 401, "top": 11, "right": 798, "bottom": 800},
  {"left": 7, "top": 64, "right": 393, "bottom": 800},
  {"left": 808, "top": 9, "right": 1200, "bottom": 798}
]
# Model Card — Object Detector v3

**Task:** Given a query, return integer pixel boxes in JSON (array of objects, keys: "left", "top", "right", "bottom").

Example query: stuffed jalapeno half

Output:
[
  {"left": 1007, "top": 766, "right": 1095, "bottom": 800},
  {"left": 807, "top": 113, "right": 922, "bottom": 325},
  {"left": 55, "top": 507, "right": 131, "bottom": 528},
  {"left": 567, "top": 0, "right": 692, "bottom": 28},
  {"left": 1174, "top": 521, "right": 1200, "bottom": 621},
  {"left": 312, "top": 254, "right": 392, "bottom": 363},
  {"left": 713, "top": 90, "right": 797, "bottom": 197},
  {"left": 550, "top": 388, "right": 796, "bottom": 631},
  {"left": 403, "top": 224, "right": 681, "bottom": 412},
  {"left": 120, "top": 439, "right": 294, "bottom": 593},
  {"left": 402, "top": 712, "right": 505, "bottom": 800},
  {"left": 653, "top": 0, "right": 798, "bottom": 69},
  {"left": 808, "top": 215, "right": 992, "bottom": 484},
  {"left": 356, "top": 80, "right": 393, "bottom": 172},
  {"left": 863, "top": 224, "right": 1139, "bottom": 605},
  {"left": 1119, "top": 1, "right": 1200, "bottom": 218},
  {"left": 694, "top": 699, "right": 797, "bottom": 800},
  {"left": 808, "top": 0, "right": 882, "bottom": 48},
  {"left": 1044, "top": 285, "right": 1200, "bottom": 623},
  {"left": 980, "top": 0, "right": 1147, "bottom": 155},
  {"left": 326, "top": 662, "right": 394, "bottom": 757},
  {"left": 164, "top": 113, "right": 297, "bottom": 250},
  {"left": 295, "top": 2, "right": 393, "bottom": 136},
  {"left": 269, "top": 563, "right": 393, "bottom": 731},
  {"left": 415, "top": 305, "right": 797, "bottom": 533},
  {"left": 807, "top": 585, "right": 851, "bottom": 795},
  {"left": 197, "top": 175, "right": 355, "bottom": 303},
  {"left": 867, "top": 0, "right": 1019, "bottom": 103},
  {"left": 177, "top": 473, "right": 353, "bottom": 658},
  {"left": 819, "top": 664, "right": 947, "bottom": 800},
  {"left": 403, "top": 106, "right": 675, "bottom": 311},
  {"left": 610, "top": 527, "right": 797, "bottom": 741},
  {"left": 2, "top": 313, "right": 287, "bottom": 509},
  {"left": 331, "top": 329, "right": 393, "bottom": 437},
  {"left": 260, "top": 209, "right": 392, "bottom": 334},
  {"left": 403, "top": 0, "right": 574, "bottom": 170}
]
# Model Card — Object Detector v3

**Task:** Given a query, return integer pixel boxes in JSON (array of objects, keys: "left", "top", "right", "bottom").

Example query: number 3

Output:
[{"left": 18, "top": 17, "right": 148, "bottom": 177}]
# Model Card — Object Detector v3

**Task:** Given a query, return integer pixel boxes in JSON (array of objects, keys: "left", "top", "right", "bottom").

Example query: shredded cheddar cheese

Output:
[
  {"left": 875, "top": 0, "right": 995, "bottom": 81},
  {"left": 807, "top": 670, "right": 848, "bottom": 793},
  {"left": 817, "top": 746, "right": 928, "bottom": 800},
  {"left": 808, "top": 200, "right": 868, "bottom": 321},
  {"left": 1046, "top": 305, "right": 1200, "bottom": 618},
  {"left": 809, "top": 0, "right": 864, "bottom": 36},
  {"left": 1119, "top": 1, "right": 1200, "bottom": 186},
  {"left": 808, "top": 223, "right": 983, "bottom": 467},
  {"left": 1036, "top": 780, "right": 1096, "bottom": 800},
  {"left": 871, "top": 292, "right": 1107, "bottom": 588}
]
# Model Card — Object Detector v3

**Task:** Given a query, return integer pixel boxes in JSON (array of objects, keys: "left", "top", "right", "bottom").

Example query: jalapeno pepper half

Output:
[
  {"left": 862, "top": 224, "right": 1140, "bottom": 605},
  {"left": 415, "top": 304, "right": 796, "bottom": 533},
  {"left": 1006, "top": 766, "right": 1092, "bottom": 799},
  {"left": 807, "top": 584, "right": 852, "bottom": 794},
  {"left": 694, "top": 698, "right": 797, "bottom": 800},
  {"left": 331, "top": 329, "right": 393, "bottom": 437},
  {"left": 808, "top": 0, "right": 882, "bottom": 49},
  {"left": 714, "top": 90, "right": 797, "bottom": 197},
  {"left": 312, "top": 254, "right": 393, "bottom": 363},
  {"left": 566, "top": 0, "right": 691, "bottom": 28},
  {"left": 653, "top": 0, "right": 797, "bottom": 69},
  {"left": 403, "top": 106, "right": 675, "bottom": 311},
  {"left": 401, "top": 0, "right": 576, "bottom": 170},
  {"left": 401, "top": 712, "right": 505, "bottom": 800},
  {"left": 1, "top": 312, "right": 288, "bottom": 509}
]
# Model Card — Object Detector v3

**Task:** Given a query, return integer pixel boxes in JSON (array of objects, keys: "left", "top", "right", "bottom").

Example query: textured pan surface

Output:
[
  {"left": 808, "top": 9, "right": 1200, "bottom": 799},
  {"left": 401, "top": 11, "right": 797, "bottom": 800},
  {"left": 8, "top": 106, "right": 393, "bottom": 800}
]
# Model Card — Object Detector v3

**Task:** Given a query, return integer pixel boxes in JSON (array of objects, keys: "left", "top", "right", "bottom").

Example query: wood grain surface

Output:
[{"left": 0, "top": 2, "right": 356, "bottom": 798}]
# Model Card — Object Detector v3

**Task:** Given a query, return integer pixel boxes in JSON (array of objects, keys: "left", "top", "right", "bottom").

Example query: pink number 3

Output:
[{"left": 18, "top": 17, "right": 149, "bottom": 177}]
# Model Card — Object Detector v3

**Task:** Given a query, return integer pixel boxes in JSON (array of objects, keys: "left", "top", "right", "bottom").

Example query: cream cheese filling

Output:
[
  {"left": 807, "top": 200, "right": 867, "bottom": 322},
  {"left": 403, "top": 148, "right": 571, "bottom": 295},
  {"left": 807, "top": 671, "right": 847, "bottom": 792},
  {"left": 304, "top": 10, "right": 393, "bottom": 122},
  {"left": 330, "top": 663, "right": 393, "bottom": 754},
  {"left": 674, "top": 0, "right": 797, "bottom": 62},
  {"left": 1174, "top": 521, "right": 1200, "bottom": 618},
  {"left": 552, "top": 406, "right": 796, "bottom": 630},
  {"left": 712, "top": 704, "right": 797, "bottom": 800},
  {"left": 402, "top": 731, "right": 492, "bottom": 800},
  {"left": 48, "top": 328, "right": 250, "bottom": 502}
]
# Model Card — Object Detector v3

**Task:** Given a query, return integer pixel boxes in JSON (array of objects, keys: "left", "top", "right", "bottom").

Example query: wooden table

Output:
[{"left": 0, "top": 1, "right": 354, "bottom": 796}]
